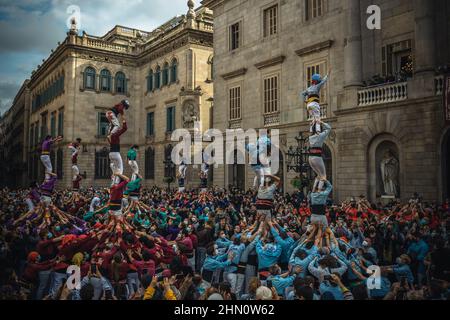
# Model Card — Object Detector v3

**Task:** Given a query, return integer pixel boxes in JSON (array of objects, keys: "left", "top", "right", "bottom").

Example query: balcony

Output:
[
  {"left": 435, "top": 75, "right": 444, "bottom": 95},
  {"left": 358, "top": 82, "right": 408, "bottom": 107},
  {"left": 264, "top": 112, "right": 280, "bottom": 127}
]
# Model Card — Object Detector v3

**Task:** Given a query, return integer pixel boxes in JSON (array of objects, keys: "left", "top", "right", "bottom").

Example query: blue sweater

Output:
[
  {"left": 289, "top": 245, "right": 319, "bottom": 278},
  {"left": 309, "top": 181, "right": 333, "bottom": 206},
  {"left": 268, "top": 275, "right": 296, "bottom": 296},
  {"left": 202, "top": 253, "right": 231, "bottom": 272},
  {"left": 271, "top": 227, "right": 295, "bottom": 264},
  {"left": 254, "top": 236, "right": 282, "bottom": 270}
]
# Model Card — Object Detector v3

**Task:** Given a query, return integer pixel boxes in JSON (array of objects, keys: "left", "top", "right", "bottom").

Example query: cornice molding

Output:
[
  {"left": 255, "top": 55, "right": 286, "bottom": 70},
  {"left": 221, "top": 68, "right": 247, "bottom": 80},
  {"left": 295, "top": 40, "right": 334, "bottom": 57}
]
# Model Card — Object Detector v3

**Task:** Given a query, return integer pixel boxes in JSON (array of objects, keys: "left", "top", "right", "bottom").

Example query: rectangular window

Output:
[
  {"left": 263, "top": 75, "right": 279, "bottom": 114},
  {"left": 166, "top": 107, "right": 176, "bottom": 133},
  {"left": 34, "top": 121, "right": 39, "bottom": 145},
  {"left": 57, "top": 108, "right": 64, "bottom": 136},
  {"left": 41, "top": 113, "right": 48, "bottom": 138},
  {"left": 229, "top": 86, "right": 242, "bottom": 120},
  {"left": 229, "top": 22, "right": 241, "bottom": 51},
  {"left": 147, "top": 112, "right": 155, "bottom": 136},
  {"left": 264, "top": 5, "right": 278, "bottom": 37},
  {"left": 382, "top": 39, "right": 413, "bottom": 78},
  {"left": 306, "top": 0, "right": 325, "bottom": 20},
  {"left": 97, "top": 112, "right": 109, "bottom": 137},
  {"left": 50, "top": 112, "right": 56, "bottom": 137},
  {"left": 306, "top": 61, "right": 327, "bottom": 103},
  {"left": 29, "top": 125, "right": 34, "bottom": 149}
]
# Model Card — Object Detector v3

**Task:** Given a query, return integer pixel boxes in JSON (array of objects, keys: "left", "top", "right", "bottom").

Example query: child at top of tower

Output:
[{"left": 301, "top": 69, "right": 331, "bottom": 134}]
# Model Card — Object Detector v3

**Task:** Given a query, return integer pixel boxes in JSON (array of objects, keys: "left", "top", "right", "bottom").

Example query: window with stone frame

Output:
[
  {"left": 166, "top": 106, "right": 176, "bottom": 133},
  {"left": 57, "top": 108, "right": 64, "bottom": 136},
  {"left": 97, "top": 112, "right": 109, "bottom": 137},
  {"left": 306, "top": 0, "right": 326, "bottom": 20},
  {"left": 95, "top": 147, "right": 110, "bottom": 179},
  {"left": 50, "top": 112, "right": 56, "bottom": 137},
  {"left": 305, "top": 60, "right": 328, "bottom": 117},
  {"left": 100, "top": 69, "right": 112, "bottom": 92},
  {"left": 84, "top": 67, "right": 96, "bottom": 90},
  {"left": 263, "top": 4, "right": 278, "bottom": 37},
  {"left": 229, "top": 21, "right": 241, "bottom": 51},
  {"left": 41, "top": 113, "right": 48, "bottom": 139},
  {"left": 115, "top": 72, "right": 127, "bottom": 94},
  {"left": 147, "top": 69, "right": 154, "bottom": 92},
  {"left": 147, "top": 112, "right": 155, "bottom": 136},
  {"left": 170, "top": 59, "right": 178, "bottom": 84},
  {"left": 29, "top": 124, "right": 34, "bottom": 150},
  {"left": 382, "top": 39, "right": 414, "bottom": 79},
  {"left": 145, "top": 147, "right": 155, "bottom": 180},
  {"left": 305, "top": 61, "right": 328, "bottom": 102},
  {"left": 263, "top": 74, "right": 279, "bottom": 114},
  {"left": 162, "top": 62, "right": 170, "bottom": 86},
  {"left": 155, "top": 66, "right": 161, "bottom": 89},
  {"left": 229, "top": 86, "right": 242, "bottom": 120}
]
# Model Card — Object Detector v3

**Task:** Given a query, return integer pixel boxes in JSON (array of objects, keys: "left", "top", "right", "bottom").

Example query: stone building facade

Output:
[
  {"left": 202, "top": 0, "right": 450, "bottom": 202},
  {"left": 0, "top": 80, "right": 30, "bottom": 188},
  {"left": 13, "top": 3, "right": 214, "bottom": 189}
]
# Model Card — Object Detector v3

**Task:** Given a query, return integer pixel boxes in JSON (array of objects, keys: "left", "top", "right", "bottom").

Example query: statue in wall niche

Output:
[
  {"left": 380, "top": 149, "right": 399, "bottom": 197},
  {"left": 182, "top": 101, "right": 199, "bottom": 128}
]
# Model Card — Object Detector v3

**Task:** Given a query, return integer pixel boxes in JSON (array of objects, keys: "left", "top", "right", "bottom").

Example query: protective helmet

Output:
[
  {"left": 121, "top": 99, "right": 130, "bottom": 109},
  {"left": 312, "top": 74, "right": 322, "bottom": 82}
]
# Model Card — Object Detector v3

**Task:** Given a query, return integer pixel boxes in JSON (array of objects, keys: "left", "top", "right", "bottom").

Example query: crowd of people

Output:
[{"left": 0, "top": 185, "right": 449, "bottom": 301}]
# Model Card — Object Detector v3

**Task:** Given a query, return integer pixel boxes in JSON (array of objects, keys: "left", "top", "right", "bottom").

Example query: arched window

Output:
[
  {"left": 100, "top": 69, "right": 111, "bottom": 92},
  {"left": 170, "top": 59, "right": 178, "bottom": 83},
  {"left": 145, "top": 147, "right": 155, "bottom": 179},
  {"left": 162, "top": 62, "right": 169, "bottom": 86},
  {"left": 95, "top": 147, "right": 110, "bottom": 179},
  {"left": 207, "top": 55, "right": 214, "bottom": 82},
  {"left": 155, "top": 66, "right": 161, "bottom": 89},
  {"left": 84, "top": 67, "right": 96, "bottom": 90},
  {"left": 147, "top": 69, "right": 154, "bottom": 92},
  {"left": 115, "top": 72, "right": 126, "bottom": 94}
]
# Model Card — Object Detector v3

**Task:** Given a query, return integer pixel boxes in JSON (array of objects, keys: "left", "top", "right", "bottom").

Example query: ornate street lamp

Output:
[
  {"left": 163, "top": 158, "right": 175, "bottom": 190},
  {"left": 287, "top": 132, "right": 312, "bottom": 191}
]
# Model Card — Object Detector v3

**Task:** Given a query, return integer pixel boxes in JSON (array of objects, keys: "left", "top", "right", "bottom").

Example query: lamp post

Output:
[
  {"left": 163, "top": 158, "right": 175, "bottom": 190},
  {"left": 287, "top": 132, "right": 312, "bottom": 192}
]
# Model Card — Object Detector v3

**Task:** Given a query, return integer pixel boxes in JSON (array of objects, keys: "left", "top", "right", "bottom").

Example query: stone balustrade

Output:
[{"left": 358, "top": 82, "right": 408, "bottom": 107}]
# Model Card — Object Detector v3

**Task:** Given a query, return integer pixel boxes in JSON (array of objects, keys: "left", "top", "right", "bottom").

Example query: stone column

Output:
[
  {"left": 413, "top": 0, "right": 436, "bottom": 75},
  {"left": 344, "top": 0, "right": 363, "bottom": 87}
]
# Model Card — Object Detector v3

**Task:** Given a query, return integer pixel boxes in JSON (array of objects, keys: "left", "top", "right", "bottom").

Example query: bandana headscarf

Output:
[{"left": 72, "top": 252, "right": 84, "bottom": 267}]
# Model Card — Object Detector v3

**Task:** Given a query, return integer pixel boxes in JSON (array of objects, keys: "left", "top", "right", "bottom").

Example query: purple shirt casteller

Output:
[
  {"left": 41, "top": 139, "right": 53, "bottom": 153},
  {"left": 29, "top": 188, "right": 41, "bottom": 203},
  {"left": 40, "top": 175, "right": 57, "bottom": 195}
]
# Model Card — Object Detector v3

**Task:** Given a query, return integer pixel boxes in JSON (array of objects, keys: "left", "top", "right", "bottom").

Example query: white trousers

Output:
[
  {"left": 25, "top": 198, "right": 35, "bottom": 211},
  {"left": 109, "top": 152, "right": 123, "bottom": 185},
  {"left": 128, "top": 160, "right": 139, "bottom": 181},
  {"left": 106, "top": 111, "right": 120, "bottom": 136},
  {"left": 251, "top": 167, "right": 264, "bottom": 188},
  {"left": 40, "top": 155, "right": 52, "bottom": 180},
  {"left": 72, "top": 165, "right": 79, "bottom": 180},
  {"left": 307, "top": 101, "right": 322, "bottom": 133},
  {"left": 309, "top": 156, "right": 326, "bottom": 190}
]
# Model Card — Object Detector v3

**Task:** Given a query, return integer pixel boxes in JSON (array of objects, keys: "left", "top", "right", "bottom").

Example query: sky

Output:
[{"left": 0, "top": 0, "right": 189, "bottom": 116}]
